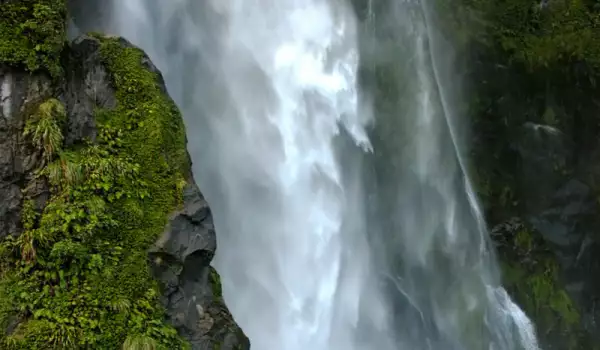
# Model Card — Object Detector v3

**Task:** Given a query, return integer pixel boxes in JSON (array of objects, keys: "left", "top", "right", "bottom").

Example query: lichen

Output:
[
  {"left": 0, "top": 0, "right": 67, "bottom": 77},
  {"left": 0, "top": 36, "right": 190, "bottom": 349}
]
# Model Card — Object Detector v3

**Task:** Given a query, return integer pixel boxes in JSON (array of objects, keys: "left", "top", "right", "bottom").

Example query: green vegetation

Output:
[
  {"left": 0, "top": 0, "right": 67, "bottom": 77},
  {"left": 23, "top": 98, "right": 66, "bottom": 164},
  {"left": 210, "top": 267, "right": 223, "bottom": 299},
  {"left": 445, "top": 0, "right": 600, "bottom": 70},
  {"left": 0, "top": 36, "right": 190, "bottom": 349},
  {"left": 497, "top": 224, "right": 586, "bottom": 349},
  {"left": 474, "top": 0, "right": 600, "bottom": 69},
  {"left": 454, "top": 0, "right": 600, "bottom": 218},
  {"left": 436, "top": 0, "right": 600, "bottom": 347}
]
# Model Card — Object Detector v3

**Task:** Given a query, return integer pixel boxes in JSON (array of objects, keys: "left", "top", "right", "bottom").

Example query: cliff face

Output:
[
  {"left": 455, "top": 0, "right": 600, "bottom": 348},
  {"left": 0, "top": 2, "right": 248, "bottom": 349},
  {"left": 350, "top": 0, "right": 600, "bottom": 348}
]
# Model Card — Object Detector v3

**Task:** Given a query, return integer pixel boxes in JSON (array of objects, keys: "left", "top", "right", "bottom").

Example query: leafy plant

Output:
[{"left": 23, "top": 98, "right": 66, "bottom": 163}]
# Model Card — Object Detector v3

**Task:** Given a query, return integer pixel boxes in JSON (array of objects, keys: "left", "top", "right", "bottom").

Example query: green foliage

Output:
[
  {"left": 498, "top": 0, "right": 600, "bottom": 68},
  {"left": 210, "top": 267, "right": 223, "bottom": 299},
  {"left": 0, "top": 0, "right": 67, "bottom": 77},
  {"left": 23, "top": 98, "right": 66, "bottom": 163},
  {"left": 459, "top": 0, "right": 600, "bottom": 69},
  {"left": 497, "top": 223, "right": 587, "bottom": 349},
  {"left": 0, "top": 37, "right": 190, "bottom": 349},
  {"left": 444, "top": 0, "right": 600, "bottom": 346}
]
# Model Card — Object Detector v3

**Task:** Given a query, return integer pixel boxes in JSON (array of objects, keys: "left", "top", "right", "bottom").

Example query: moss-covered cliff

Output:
[
  {"left": 351, "top": 0, "right": 600, "bottom": 348},
  {"left": 453, "top": 0, "right": 600, "bottom": 348},
  {"left": 0, "top": 1, "right": 248, "bottom": 349}
]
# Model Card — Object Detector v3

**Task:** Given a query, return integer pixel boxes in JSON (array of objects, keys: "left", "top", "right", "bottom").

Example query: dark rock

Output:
[
  {"left": 149, "top": 183, "right": 250, "bottom": 350},
  {"left": 0, "top": 65, "right": 53, "bottom": 239},
  {"left": 527, "top": 179, "right": 600, "bottom": 341},
  {"left": 64, "top": 35, "right": 117, "bottom": 146},
  {"left": 490, "top": 218, "right": 590, "bottom": 350},
  {"left": 0, "top": 34, "right": 248, "bottom": 348},
  {"left": 468, "top": 45, "right": 600, "bottom": 346},
  {"left": 0, "top": 184, "right": 22, "bottom": 238},
  {"left": 529, "top": 180, "right": 596, "bottom": 248}
]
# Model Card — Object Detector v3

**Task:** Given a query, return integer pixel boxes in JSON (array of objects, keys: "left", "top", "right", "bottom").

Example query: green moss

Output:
[
  {"left": 458, "top": 0, "right": 600, "bottom": 71},
  {"left": 500, "top": 0, "right": 599, "bottom": 69},
  {"left": 0, "top": 37, "right": 190, "bottom": 349},
  {"left": 209, "top": 267, "right": 223, "bottom": 299},
  {"left": 0, "top": 0, "right": 67, "bottom": 77},
  {"left": 497, "top": 224, "right": 585, "bottom": 348}
]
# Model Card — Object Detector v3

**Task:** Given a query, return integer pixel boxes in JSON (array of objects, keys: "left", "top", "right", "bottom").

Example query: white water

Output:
[
  {"left": 197, "top": 2, "right": 377, "bottom": 349},
  {"left": 72, "top": 0, "right": 541, "bottom": 349}
]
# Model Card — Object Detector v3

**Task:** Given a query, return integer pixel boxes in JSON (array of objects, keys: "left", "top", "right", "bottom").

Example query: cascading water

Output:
[
  {"left": 70, "top": 0, "right": 541, "bottom": 349},
  {"left": 355, "top": 1, "right": 539, "bottom": 349},
  {"left": 89, "top": 1, "right": 387, "bottom": 349}
]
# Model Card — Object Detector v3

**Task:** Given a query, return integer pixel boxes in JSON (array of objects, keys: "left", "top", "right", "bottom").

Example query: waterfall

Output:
[
  {"left": 70, "top": 0, "right": 541, "bottom": 349},
  {"left": 355, "top": 0, "right": 540, "bottom": 349}
]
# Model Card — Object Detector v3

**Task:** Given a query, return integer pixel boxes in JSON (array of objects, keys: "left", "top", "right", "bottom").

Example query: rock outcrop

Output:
[
  {"left": 0, "top": 2, "right": 248, "bottom": 348},
  {"left": 150, "top": 183, "right": 249, "bottom": 350}
]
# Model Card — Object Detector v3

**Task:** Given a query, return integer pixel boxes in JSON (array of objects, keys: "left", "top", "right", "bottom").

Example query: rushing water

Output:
[
  {"left": 71, "top": 0, "right": 540, "bottom": 349},
  {"left": 355, "top": 1, "right": 540, "bottom": 349}
]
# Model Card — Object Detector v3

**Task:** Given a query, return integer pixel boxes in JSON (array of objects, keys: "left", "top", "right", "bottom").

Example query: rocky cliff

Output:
[
  {"left": 454, "top": 0, "right": 600, "bottom": 348},
  {"left": 351, "top": 0, "right": 600, "bottom": 348},
  {"left": 0, "top": 1, "right": 248, "bottom": 349}
]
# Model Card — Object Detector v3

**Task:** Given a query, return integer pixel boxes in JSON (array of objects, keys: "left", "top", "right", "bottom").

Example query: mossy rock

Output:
[
  {"left": 0, "top": 35, "right": 191, "bottom": 349},
  {"left": 491, "top": 218, "right": 594, "bottom": 349}
]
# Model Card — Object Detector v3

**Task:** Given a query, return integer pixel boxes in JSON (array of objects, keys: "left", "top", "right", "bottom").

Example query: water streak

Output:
[{"left": 357, "top": 1, "right": 540, "bottom": 349}]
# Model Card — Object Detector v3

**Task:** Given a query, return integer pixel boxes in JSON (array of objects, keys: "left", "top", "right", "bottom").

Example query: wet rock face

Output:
[
  {"left": 0, "top": 34, "right": 248, "bottom": 349},
  {"left": 64, "top": 35, "right": 117, "bottom": 146},
  {"left": 0, "top": 66, "right": 53, "bottom": 239},
  {"left": 470, "top": 59, "right": 600, "bottom": 346},
  {"left": 149, "top": 183, "right": 250, "bottom": 350},
  {"left": 0, "top": 34, "right": 114, "bottom": 239},
  {"left": 486, "top": 119, "right": 600, "bottom": 343},
  {"left": 527, "top": 179, "right": 600, "bottom": 339}
]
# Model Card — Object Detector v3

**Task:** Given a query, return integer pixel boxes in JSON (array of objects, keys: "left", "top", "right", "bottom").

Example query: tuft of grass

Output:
[{"left": 23, "top": 98, "right": 66, "bottom": 163}]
